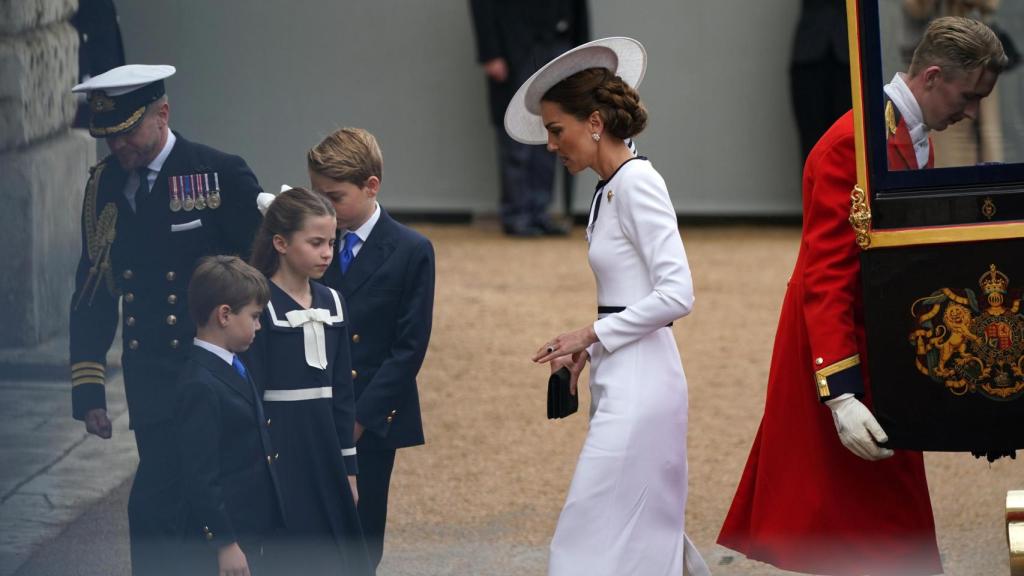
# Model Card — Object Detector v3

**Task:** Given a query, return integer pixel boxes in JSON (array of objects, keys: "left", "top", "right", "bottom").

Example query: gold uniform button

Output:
[
  {"left": 167, "top": 294, "right": 177, "bottom": 305},
  {"left": 266, "top": 418, "right": 272, "bottom": 427},
  {"left": 166, "top": 315, "right": 177, "bottom": 326},
  {"left": 126, "top": 316, "right": 136, "bottom": 327},
  {"left": 351, "top": 370, "right": 358, "bottom": 379},
  {"left": 122, "top": 269, "right": 134, "bottom": 280},
  {"left": 390, "top": 409, "right": 398, "bottom": 416},
  {"left": 166, "top": 271, "right": 176, "bottom": 282},
  {"left": 352, "top": 333, "right": 360, "bottom": 343},
  {"left": 124, "top": 292, "right": 135, "bottom": 303},
  {"left": 815, "top": 357, "right": 824, "bottom": 366},
  {"left": 386, "top": 416, "right": 394, "bottom": 424},
  {"left": 274, "top": 453, "right": 280, "bottom": 460},
  {"left": 128, "top": 339, "right": 139, "bottom": 350},
  {"left": 170, "top": 339, "right": 180, "bottom": 349},
  {"left": 266, "top": 455, "right": 272, "bottom": 464}
]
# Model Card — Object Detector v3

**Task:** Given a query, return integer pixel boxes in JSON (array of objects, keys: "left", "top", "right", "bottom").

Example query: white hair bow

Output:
[
  {"left": 284, "top": 308, "right": 332, "bottom": 370},
  {"left": 255, "top": 185, "right": 297, "bottom": 216}
]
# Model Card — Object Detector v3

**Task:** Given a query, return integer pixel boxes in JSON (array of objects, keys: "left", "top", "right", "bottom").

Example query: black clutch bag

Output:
[{"left": 547, "top": 367, "right": 578, "bottom": 419}]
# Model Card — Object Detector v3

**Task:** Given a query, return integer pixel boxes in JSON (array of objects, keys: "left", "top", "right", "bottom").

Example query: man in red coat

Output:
[{"left": 718, "top": 17, "right": 1006, "bottom": 575}]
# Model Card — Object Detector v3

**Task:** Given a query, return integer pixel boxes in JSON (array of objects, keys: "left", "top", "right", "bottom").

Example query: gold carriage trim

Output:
[
  {"left": 814, "top": 354, "right": 861, "bottom": 399},
  {"left": 1008, "top": 491, "right": 1024, "bottom": 575},
  {"left": 849, "top": 185, "right": 872, "bottom": 250},
  {"left": 90, "top": 105, "right": 145, "bottom": 136},
  {"left": 982, "top": 197, "right": 997, "bottom": 220},
  {"left": 867, "top": 222, "right": 1024, "bottom": 249}
]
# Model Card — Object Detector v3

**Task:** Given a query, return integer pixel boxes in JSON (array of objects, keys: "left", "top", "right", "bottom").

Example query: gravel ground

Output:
[
  {"left": 379, "top": 223, "right": 1022, "bottom": 576},
  {"left": 14, "top": 223, "right": 1021, "bottom": 576}
]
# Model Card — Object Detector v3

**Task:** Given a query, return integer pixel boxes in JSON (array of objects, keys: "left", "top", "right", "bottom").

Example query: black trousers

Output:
[
  {"left": 495, "top": 39, "right": 571, "bottom": 230},
  {"left": 790, "top": 56, "right": 851, "bottom": 162},
  {"left": 497, "top": 132, "right": 557, "bottom": 229},
  {"left": 128, "top": 422, "right": 182, "bottom": 576},
  {"left": 355, "top": 449, "right": 396, "bottom": 573}
]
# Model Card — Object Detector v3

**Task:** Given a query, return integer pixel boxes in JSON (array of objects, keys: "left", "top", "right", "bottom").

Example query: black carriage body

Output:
[{"left": 853, "top": 0, "right": 1024, "bottom": 451}]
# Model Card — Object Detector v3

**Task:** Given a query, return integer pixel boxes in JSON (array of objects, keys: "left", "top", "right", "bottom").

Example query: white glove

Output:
[{"left": 826, "top": 393, "right": 894, "bottom": 461}]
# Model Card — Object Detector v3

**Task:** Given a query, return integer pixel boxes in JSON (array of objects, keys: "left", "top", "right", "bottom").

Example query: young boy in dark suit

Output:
[
  {"left": 176, "top": 255, "right": 284, "bottom": 575},
  {"left": 308, "top": 128, "right": 435, "bottom": 573}
]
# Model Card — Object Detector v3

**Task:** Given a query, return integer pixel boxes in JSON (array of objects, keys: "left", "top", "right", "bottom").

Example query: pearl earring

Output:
[{"left": 591, "top": 133, "right": 601, "bottom": 142}]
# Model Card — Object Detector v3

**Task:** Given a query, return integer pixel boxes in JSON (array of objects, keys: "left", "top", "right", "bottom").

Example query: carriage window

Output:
[{"left": 872, "top": 1, "right": 1024, "bottom": 178}]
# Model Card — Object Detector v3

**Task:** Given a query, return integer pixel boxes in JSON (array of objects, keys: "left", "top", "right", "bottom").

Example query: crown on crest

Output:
[{"left": 979, "top": 264, "right": 1009, "bottom": 295}]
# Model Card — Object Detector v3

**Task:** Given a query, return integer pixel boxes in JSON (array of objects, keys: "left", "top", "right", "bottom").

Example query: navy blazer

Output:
[
  {"left": 321, "top": 207, "right": 435, "bottom": 451},
  {"left": 70, "top": 132, "right": 262, "bottom": 427},
  {"left": 176, "top": 346, "right": 284, "bottom": 552}
]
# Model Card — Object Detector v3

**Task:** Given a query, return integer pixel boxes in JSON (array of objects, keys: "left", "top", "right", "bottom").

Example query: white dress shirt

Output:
[
  {"left": 883, "top": 73, "right": 930, "bottom": 168},
  {"left": 193, "top": 337, "right": 234, "bottom": 366},
  {"left": 341, "top": 201, "right": 381, "bottom": 258},
  {"left": 122, "top": 130, "right": 176, "bottom": 211}
]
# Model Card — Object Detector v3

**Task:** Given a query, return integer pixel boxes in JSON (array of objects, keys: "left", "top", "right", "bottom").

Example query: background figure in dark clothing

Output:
[
  {"left": 470, "top": 0, "right": 589, "bottom": 236},
  {"left": 790, "top": 0, "right": 851, "bottom": 162},
  {"left": 71, "top": 0, "right": 126, "bottom": 129}
]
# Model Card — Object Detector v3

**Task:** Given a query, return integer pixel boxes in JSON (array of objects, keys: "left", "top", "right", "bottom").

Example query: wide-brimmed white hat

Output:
[{"left": 504, "top": 37, "right": 647, "bottom": 145}]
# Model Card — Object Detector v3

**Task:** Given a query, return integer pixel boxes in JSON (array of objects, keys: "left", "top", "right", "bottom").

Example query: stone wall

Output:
[{"left": 0, "top": 0, "right": 96, "bottom": 349}]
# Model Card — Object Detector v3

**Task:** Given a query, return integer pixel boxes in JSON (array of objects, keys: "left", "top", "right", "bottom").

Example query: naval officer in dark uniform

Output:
[
  {"left": 68, "top": 64, "right": 263, "bottom": 575},
  {"left": 470, "top": 0, "right": 589, "bottom": 236}
]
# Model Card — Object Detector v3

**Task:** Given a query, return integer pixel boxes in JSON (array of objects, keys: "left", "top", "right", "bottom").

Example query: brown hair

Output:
[
  {"left": 249, "top": 187, "right": 336, "bottom": 277},
  {"left": 307, "top": 127, "right": 384, "bottom": 185},
  {"left": 188, "top": 255, "right": 270, "bottom": 326},
  {"left": 542, "top": 67, "right": 648, "bottom": 140},
  {"left": 909, "top": 16, "right": 1007, "bottom": 77}
]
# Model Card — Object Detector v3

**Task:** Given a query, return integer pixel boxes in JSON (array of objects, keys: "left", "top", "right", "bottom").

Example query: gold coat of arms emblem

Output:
[{"left": 910, "top": 264, "right": 1024, "bottom": 401}]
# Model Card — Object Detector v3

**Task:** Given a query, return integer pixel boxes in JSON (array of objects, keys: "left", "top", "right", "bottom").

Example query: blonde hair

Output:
[
  {"left": 307, "top": 127, "right": 383, "bottom": 185},
  {"left": 909, "top": 16, "right": 1007, "bottom": 77}
]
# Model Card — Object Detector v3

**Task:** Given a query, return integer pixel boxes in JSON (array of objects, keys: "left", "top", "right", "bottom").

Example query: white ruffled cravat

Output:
[
  {"left": 883, "top": 72, "right": 931, "bottom": 168},
  {"left": 284, "top": 308, "right": 332, "bottom": 369}
]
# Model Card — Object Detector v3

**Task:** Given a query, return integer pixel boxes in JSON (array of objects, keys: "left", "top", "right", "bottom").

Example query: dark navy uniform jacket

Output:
[
  {"left": 321, "top": 208, "right": 435, "bottom": 451},
  {"left": 70, "top": 133, "right": 262, "bottom": 427},
  {"left": 469, "top": 0, "right": 590, "bottom": 126},
  {"left": 176, "top": 345, "right": 285, "bottom": 556}
]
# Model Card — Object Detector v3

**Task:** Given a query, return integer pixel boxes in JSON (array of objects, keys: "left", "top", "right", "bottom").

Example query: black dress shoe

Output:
[
  {"left": 503, "top": 223, "right": 543, "bottom": 237},
  {"left": 535, "top": 219, "right": 569, "bottom": 236}
]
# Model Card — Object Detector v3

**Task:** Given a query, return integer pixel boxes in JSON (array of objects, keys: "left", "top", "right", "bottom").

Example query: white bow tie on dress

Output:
[{"left": 284, "top": 308, "right": 332, "bottom": 369}]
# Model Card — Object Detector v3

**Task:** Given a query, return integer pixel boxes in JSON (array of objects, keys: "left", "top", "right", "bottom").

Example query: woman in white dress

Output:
[{"left": 504, "top": 38, "right": 710, "bottom": 576}]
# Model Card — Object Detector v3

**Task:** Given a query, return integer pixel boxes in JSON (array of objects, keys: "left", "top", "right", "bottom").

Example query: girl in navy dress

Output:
[{"left": 245, "top": 187, "right": 371, "bottom": 575}]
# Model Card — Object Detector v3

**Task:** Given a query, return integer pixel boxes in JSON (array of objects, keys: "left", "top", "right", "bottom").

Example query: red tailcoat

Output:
[
  {"left": 887, "top": 100, "right": 935, "bottom": 171},
  {"left": 717, "top": 111, "right": 941, "bottom": 576}
]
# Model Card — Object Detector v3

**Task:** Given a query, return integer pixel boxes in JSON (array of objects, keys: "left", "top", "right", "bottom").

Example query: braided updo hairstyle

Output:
[{"left": 541, "top": 67, "right": 648, "bottom": 139}]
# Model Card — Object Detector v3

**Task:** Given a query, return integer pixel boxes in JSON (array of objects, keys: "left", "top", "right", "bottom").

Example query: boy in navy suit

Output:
[
  {"left": 308, "top": 128, "right": 435, "bottom": 572},
  {"left": 176, "top": 256, "right": 284, "bottom": 575}
]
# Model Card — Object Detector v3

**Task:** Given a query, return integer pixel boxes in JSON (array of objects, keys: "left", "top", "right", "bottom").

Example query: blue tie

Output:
[
  {"left": 232, "top": 356, "right": 248, "bottom": 380},
  {"left": 340, "top": 232, "right": 360, "bottom": 274}
]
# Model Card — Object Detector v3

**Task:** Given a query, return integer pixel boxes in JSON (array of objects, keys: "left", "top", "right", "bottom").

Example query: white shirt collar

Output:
[
  {"left": 348, "top": 202, "right": 380, "bottom": 243},
  {"left": 147, "top": 129, "right": 176, "bottom": 175},
  {"left": 883, "top": 73, "right": 930, "bottom": 168},
  {"left": 340, "top": 202, "right": 380, "bottom": 258},
  {"left": 193, "top": 337, "right": 234, "bottom": 366}
]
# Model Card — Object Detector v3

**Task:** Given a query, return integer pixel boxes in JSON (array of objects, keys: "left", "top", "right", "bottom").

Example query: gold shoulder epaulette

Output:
[{"left": 885, "top": 100, "right": 898, "bottom": 137}]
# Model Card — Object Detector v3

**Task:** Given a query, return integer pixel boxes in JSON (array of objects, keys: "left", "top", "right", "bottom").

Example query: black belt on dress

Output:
[{"left": 597, "top": 306, "right": 673, "bottom": 327}]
